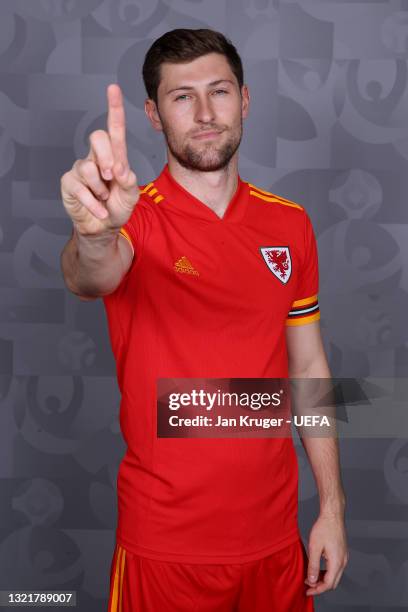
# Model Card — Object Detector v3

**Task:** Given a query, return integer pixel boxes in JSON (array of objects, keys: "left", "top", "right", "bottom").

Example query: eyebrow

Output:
[{"left": 166, "top": 79, "right": 235, "bottom": 95}]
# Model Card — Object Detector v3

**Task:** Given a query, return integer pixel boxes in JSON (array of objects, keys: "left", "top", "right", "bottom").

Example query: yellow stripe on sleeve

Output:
[
  {"left": 248, "top": 184, "right": 304, "bottom": 210},
  {"left": 291, "top": 294, "right": 318, "bottom": 307},
  {"left": 118, "top": 228, "right": 135, "bottom": 258},
  {"left": 247, "top": 183, "right": 274, "bottom": 196},
  {"left": 140, "top": 182, "right": 154, "bottom": 193},
  {"left": 140, "top": 182, "right": 164, "bottom": 204},
  {"left": 285, "top": 312, "right": 321, "bottom": 326},
  {"left": 249, "top": 190, "right": 303, "bottom": 210}
]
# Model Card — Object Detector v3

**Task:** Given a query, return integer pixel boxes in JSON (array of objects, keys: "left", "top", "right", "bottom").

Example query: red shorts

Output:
[{"left": 107, "top": 538, "right": 314, "bottom": 611}]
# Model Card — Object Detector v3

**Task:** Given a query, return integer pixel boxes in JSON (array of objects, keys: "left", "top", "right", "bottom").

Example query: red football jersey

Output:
[{"left": 102, "top": 163, "right": 320, "bottom": 564}]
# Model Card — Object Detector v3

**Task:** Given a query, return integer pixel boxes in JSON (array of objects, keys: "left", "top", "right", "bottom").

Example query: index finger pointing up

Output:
[{"left": 107, "top": 83, "right": 128, "bottom": 166}]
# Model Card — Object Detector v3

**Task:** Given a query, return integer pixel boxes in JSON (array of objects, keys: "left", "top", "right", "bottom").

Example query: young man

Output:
[{"left": 60, "top": 28, "right": 348, "bottom": 612}]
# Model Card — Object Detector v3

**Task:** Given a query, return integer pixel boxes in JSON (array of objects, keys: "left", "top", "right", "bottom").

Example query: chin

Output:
[
  {"left": 187, "top": 157, "right": 230, "bottom": 172},
  {"left": 173, "top": 147, "right": 226, "bottom": 171}
]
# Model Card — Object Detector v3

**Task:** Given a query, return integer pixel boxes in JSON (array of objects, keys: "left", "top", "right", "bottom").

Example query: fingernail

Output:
[
  {"left": 309, "top": 575, "right": 316, "bottom": 582},
  {"left": 103, "top": 168, "right": 112, "bottom": 180}
]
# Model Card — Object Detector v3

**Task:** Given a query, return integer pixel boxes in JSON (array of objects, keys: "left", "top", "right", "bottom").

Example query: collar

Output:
[{"left": 147, "top": 163, "right": 249, "bottom": 223}]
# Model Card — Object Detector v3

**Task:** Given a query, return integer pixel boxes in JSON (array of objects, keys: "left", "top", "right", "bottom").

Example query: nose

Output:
[{"left": 194, "top": 94, "right": 216, "bottom": 124}]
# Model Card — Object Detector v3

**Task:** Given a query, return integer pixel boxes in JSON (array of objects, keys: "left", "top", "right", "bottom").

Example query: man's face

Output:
[{"left": 146, "top": 53, "right": 249, "bottom": 172}]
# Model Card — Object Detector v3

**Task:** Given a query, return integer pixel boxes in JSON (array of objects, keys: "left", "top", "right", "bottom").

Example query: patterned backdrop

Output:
[{"left": 0, "top": 0, "right": 408, "bottom": 610}]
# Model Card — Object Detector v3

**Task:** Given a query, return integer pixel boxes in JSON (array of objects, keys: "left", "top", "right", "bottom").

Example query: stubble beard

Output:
[{"left": 160, "top": 116, "right": 243, "bottom": 172}]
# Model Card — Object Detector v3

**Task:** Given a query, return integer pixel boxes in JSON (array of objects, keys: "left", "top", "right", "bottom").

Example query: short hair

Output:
[{"left": 142, "top": 28, "right": 244, "bottom": 106}]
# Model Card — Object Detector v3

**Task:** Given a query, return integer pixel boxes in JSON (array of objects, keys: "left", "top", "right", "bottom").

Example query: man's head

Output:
[{"left": 142, "top": 29, "right": 249, "bottom": 172}]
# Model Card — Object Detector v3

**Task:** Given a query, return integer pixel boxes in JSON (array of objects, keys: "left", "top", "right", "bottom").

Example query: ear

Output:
[
  {"left": 241, "top": 84, "right": 250, "bottom": 120},
  {"left": 145, "top": 98, "right": 163, "bottom": 132}
]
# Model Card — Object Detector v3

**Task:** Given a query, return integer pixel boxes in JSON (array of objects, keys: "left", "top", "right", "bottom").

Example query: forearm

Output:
[
  {"left": 60, "top": 226, "right": 125, "bottom": 297},
  {"left": 290, "top": 354, "right": 346, "bottom": 517},
  {"left": 301, "top": 435, "right": 346, "bottom": 516}
]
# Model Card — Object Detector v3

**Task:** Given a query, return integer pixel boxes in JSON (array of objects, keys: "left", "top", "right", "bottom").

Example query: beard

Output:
[{"left": 159, "top": 115, "right": 243, "bottom": 172}]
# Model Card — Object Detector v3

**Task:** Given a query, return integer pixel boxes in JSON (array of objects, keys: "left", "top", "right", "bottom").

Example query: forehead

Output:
[{"left": 158, "top": 53, "right": 237, "bottom": 90}]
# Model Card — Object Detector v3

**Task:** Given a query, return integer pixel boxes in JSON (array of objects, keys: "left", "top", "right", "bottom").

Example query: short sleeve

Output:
[
  {"left": 118, "top": 226, "right": 134, "bottom": 257},
  {"left": 285, "top": 211, "right": 320, "bottom": 326},
  {"left": 117, "top": 197, "right": 152, "bottom": 262}
]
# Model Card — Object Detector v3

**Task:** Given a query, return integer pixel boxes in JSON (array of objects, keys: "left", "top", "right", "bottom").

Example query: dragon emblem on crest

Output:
[{"left": 259, "top": 246, "right": 292, "bottom": 284}]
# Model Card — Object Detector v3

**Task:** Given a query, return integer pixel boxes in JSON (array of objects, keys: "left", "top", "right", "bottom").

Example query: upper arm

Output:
[
  {"left": 284, "top": 210, "right": 329, "bottom": 375},
  {"left": 285, "top": 320, "right": 329, "bottom": 377}
]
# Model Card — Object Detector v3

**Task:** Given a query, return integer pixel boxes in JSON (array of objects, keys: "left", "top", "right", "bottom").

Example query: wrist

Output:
[
  {"left": 319, "top": 495, "right": 346, "bottom": 518},
  {"left": 73, "top": 222, "right": 118, "bottom": 240},
  {"left": 73, "top": 225, "right": 119, "bottom": 259}
]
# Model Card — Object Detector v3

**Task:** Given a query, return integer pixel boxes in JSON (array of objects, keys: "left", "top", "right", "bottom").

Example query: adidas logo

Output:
[{"left": 174, "top": 256, "right": 200, "bottom": 276}]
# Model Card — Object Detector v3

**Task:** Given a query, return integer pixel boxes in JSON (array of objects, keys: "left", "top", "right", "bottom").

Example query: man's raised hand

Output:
[{"left": 60, "top": 83, "right": 140, "bottom": 236}]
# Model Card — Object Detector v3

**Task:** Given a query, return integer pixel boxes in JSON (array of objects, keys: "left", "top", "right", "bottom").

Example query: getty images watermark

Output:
[{"left": 156, "top": 378, "right": 408, "bottom": 438}]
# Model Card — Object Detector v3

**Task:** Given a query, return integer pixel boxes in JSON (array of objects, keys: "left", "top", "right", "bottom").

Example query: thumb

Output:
[
  {"left": 113, "top": 161, "right": 139, "bottom": 206},
  {"left": 306, "top": 547, "right": 322, "bottom": 584}
]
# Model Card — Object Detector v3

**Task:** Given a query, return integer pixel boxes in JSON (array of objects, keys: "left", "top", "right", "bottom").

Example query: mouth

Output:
[{"left": 192, "top": 130, "right": 223, "bottom": 140}]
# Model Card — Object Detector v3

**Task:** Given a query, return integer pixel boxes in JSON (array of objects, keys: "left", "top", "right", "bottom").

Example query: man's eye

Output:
[{"left": 174, "top": 90, "right": 228, "bottom": 101}]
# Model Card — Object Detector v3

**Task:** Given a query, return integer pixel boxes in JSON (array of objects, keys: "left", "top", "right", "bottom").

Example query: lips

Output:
[{"left": 192, "top": 130, "right": 222, "bottom": 139}]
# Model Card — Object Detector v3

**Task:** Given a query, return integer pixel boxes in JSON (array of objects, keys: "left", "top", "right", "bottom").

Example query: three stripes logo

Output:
[{"left": 174, "top": 256, "right": 200, "bottom": 276}]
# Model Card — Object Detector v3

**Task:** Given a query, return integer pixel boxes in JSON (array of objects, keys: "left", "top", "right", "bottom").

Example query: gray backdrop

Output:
[{"left": 0, "top": 0, "right": 407, "bottom": 610}]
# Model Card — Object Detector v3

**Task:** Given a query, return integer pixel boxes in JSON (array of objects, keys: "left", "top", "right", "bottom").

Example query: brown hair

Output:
[{"left": 142, "top": 28, "right": 244, "bottom": 106}]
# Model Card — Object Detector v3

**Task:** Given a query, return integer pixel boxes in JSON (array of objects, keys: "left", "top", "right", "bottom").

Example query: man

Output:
[{"left": 60, "top": 28, "right": 348, "bottom": 612}]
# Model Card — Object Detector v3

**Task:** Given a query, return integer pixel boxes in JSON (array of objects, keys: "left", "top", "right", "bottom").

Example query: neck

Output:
[{"left": 167, "top": 155, "right": 239, "bottom": 219}]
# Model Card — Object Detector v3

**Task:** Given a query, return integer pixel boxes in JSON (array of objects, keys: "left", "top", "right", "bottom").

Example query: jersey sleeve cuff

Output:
[
  {"left": 285, "top": 294, "right": 320, "bottom": 326},
  {"left": 119, "top": 227, "right": 135, "bottom": 258}
]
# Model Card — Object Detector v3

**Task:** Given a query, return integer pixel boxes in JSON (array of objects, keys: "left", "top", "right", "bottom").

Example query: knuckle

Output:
[
  {"left": 61, "top": 171, "right": 75, "bottom": 193},
  {"left": 89, "top": 129, "right": 106, "bottom": 144},
  {"left": 69, "top": 183, "right": 80, "bottom": 199},
  {"left": 72, "top": 158, "right": 83, "bottom": 171},
  {"left": 79, "top": 159, "right": 96, "bottom": 178},
  {"left": 127, "top": 170, "right": 136, "bottom": 184},
  {"left": 89, "top": 131, "right": 113, "bottom": 164},
  {"left": 73, "top": 158, "right": 85, "bottom": 175},
  {"left": 98, "top": 188, "right": 109, "bottom": 199},
  {"left": 72, "top": 184, "right": 88, "bottom": 201}
]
